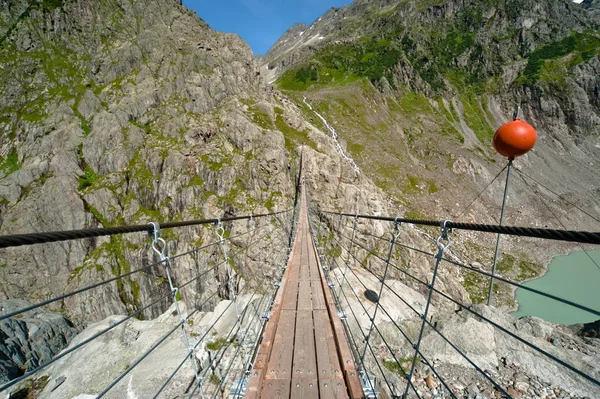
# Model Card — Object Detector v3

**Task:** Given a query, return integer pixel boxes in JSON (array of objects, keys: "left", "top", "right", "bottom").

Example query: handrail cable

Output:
[
  {"left": 0, "top": 210, "right": 290, "bottom": 249},
  {"left": 2, "top": 222, "right": 280, "bottom": 395},
  {"left": 0, "top": 223, "right": 271, "bottom": 323},
  {"left": 333, "top": 218, "right": 600, "bottom": 318},
  {"left": 329, "top": 221, "right": 600, "bottom": 391},
  {"left": 322, "top": 211, "right": 600, "bottom": 244},
  {"left": 326, "top": 235, "right": 457, "bottom": 398},
  {"left": 328, "top": 219, "right": 600, "bottom": 392},
  {"left": 327, "top": 254, "right": 403, "bottom": 398}
]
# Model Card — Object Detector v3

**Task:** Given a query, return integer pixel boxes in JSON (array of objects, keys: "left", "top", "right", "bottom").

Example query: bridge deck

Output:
[{"left": 246, "top": 188, "right": 363, "bottom": 398}]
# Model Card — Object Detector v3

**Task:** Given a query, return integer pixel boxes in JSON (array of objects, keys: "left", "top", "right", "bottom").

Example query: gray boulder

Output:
[{"left": 0, "top": 299, "right": 77, "bottom": 383}]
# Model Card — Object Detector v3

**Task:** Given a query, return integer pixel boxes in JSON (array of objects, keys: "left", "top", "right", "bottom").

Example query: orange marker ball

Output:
[{"left": 493, "top": 118, "right": 537, "bottom": 160}]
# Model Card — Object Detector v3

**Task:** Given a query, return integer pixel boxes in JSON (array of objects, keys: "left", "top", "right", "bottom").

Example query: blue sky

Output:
[{"left": 182, "top": 0, "right": 350, "bottom": 55}]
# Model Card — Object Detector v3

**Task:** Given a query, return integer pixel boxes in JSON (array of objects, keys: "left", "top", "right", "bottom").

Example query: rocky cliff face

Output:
[
  {"left": 1, "top": 299, "right": 77, "bottom": 384},
  {"left": 261, "top": 0, "right": 600, "bottom": 306},
  {"left": 0, "top": 0, "right": 327, "bottom": 327},
  {"left": 0, "top": 0, "right": 404, "bottom": 330}
]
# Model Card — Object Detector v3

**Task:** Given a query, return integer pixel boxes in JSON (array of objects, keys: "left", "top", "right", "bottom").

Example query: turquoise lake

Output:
[{"left": 512, "top": 249, "right": 600, "bottom": 325}]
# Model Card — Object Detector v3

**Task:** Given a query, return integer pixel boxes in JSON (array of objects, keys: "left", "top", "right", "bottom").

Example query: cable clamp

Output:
[
  {"left": 215, "top": 218, "right": 225, "bottom": 242},
  {"left": 435, "top": 220, "right": 452, "bottom": 259},
  {"left": 149, "top": 222, "right": 160, "bottom": 240},
  {"left": 392, "top": 217, "right": 402, "bottom": 241}
]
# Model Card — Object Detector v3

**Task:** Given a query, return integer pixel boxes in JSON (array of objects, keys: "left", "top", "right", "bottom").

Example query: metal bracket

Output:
[{"left": 360, "top": 375, "right": 379, "bottom": 398}]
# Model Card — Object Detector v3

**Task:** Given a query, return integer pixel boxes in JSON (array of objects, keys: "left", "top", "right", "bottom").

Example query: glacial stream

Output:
[
  {"left": 512, "top": 249, "right": 600, "bottom": 325},
  {"left": 303, "top": 97, "right": 360, "bottom": 173}
]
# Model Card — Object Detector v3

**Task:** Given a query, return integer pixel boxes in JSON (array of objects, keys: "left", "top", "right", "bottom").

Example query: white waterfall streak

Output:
[{"left": 303, "top": 97, "right": 360, "bottom": 173}]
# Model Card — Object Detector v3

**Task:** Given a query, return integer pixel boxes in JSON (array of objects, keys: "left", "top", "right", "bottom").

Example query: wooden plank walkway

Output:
[{"left": 246, "top": 181, "right": 363, "bottom": 398}]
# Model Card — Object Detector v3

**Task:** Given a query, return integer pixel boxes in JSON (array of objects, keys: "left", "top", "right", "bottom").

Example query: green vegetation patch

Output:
[
  {"left": 277, "top": 35, "right": 403, "bottom": 90},
  {"left": 77, "top": 165, "right": 98, "bottom": 191},
  {"left": 274, "top": 110, "right": 317, "bottom": 152},
  {"left": 497, "top": 253, "right": 543, "bottom": 282},
  {"left": 517, "top": 30, "right": 600, "bottom": 86},
  {"left": 206, "top": 337, "right": 227, "bottom": 351},
  {"left": 463, "top": 270, "right": 494, "bottom": 304},
  {"left": 403, "top": 175, "right": 422, "bottom": 193},
  {"left": 382, "top": 356, "right": 420, "bottom": 377},
  {"left": 460, "top": 93, "right": 494, "bottom": 144},
  {"left": 0, "top": 148, "right": 20, "bottom": 177}
]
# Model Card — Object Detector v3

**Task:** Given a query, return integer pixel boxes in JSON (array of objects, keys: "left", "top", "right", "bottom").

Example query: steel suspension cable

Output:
[
  {"left": 0, "top": 211, "right": 290, "bottom": 249},
  {"left": 335, "top": 220, "right": 600, "bottom": 317},
  {"left": 0, "top": 225, "right": 272, "bottom": 322},
  {"left": 322, "top": 211, "right": 600, "bottom": 244},
  {"left": 327, "top": 251, "right": 410, "bottom": 398},
  {"left": 514, "top": 167, "right": 600, "bottom": 225},
  {"left": 431, "top": 283, "right": 600, "bottom": 387},
  {"left": 454, "top": 164, "right": 508, "bottom": 222}
]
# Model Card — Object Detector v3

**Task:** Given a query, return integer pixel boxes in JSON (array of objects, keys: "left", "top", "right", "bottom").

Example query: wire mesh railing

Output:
[
  {"left": 308, "top": 208, "right": 600, "bottom": 399},
  {"left": 0, "top": 209, "right": 295, "bottom": 398}
]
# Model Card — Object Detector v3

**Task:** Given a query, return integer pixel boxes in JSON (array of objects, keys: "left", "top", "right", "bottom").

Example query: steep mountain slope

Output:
[
  {"left": 262, "top": 0, "right": 600, "bottom": 303},
  {"left": 0, "top": 0, "right": 394, "bottom": 329},
  {"left": 0, "top": 1, "right": 599, "bottom": 397}
]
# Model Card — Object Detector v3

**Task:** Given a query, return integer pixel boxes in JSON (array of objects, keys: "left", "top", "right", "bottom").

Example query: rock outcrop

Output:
[{"left": 0, "top": 299, "right": 77, "bottom": 384}]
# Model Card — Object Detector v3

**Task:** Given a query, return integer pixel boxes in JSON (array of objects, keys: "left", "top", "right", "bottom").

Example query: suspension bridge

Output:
[{"left": 1, "top": 152, "right": 600, "bottom": 399}]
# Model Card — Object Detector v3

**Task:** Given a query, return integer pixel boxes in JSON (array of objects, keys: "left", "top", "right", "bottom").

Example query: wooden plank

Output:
[
  {"left": 313, "top": 310, "right": 343, "bottom": 379},
  {"left": 310, "top": 234, "right": 364, "bottom": 399},
  {"left": 287, "top": 254, "right": 301, "bottom": 282},
  {"left": 319, "top": 378, "right": 350, "bottom": 399},
  {"left": 311, "top": 280, "right": 327, "bottom": 310},
  {"left": 297, "top": 281, "right": 312, "bottom": 310},
  {"left": 260, "top": 379, "right": 291, "bottom": 398},
  {"left": 282, "top": 280, "right": 299, "bottom": 310},
  {"left": 291, "top": 310, "right": 318, "bottom": 399},
  {"left": 264, "top": 310, "right": 296, "bottom": 381},
  {"left": 289, "top": 379, "right": 320, "bottom": 398}
]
